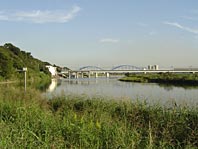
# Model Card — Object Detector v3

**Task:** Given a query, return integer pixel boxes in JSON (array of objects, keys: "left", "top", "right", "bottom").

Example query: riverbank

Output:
[
  {"left": 119, "top": 73, "right": 198, "bottom": 86},
  {"left": 0, "top": 71, "right": 51, "bottom": 91},
  {"left": 0, "top": 81, "right": 18, "bottom": 84},
  {"left": 0, "top": 87, "right": 197, "bottom": 148}
]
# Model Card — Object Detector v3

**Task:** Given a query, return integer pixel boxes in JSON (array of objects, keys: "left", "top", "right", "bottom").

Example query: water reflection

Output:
[
  {"left": 158, "top": 83, "right": 198, "bottom": 90},
  {"left": 46, "top": 78, "right": 198, "bottom": 106},
  {"left": 46, "top": 79, "right": 62, "bottom": 92},
  {"left": 47, "top": 79, "right": 58, "bottom": 92}
]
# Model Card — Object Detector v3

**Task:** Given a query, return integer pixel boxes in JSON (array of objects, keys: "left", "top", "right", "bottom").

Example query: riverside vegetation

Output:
[
  {"left": 0, "top": 43, "right": 51, "bottom": 82},
  {"left": 0, "top": 43, "right": 52, "bottom": 89},
  {"left": 0, "top": 86, "right": 198, "bottom": 148},
  {"left": 120, "top": 73, "right": 198, "bottom": 86}
]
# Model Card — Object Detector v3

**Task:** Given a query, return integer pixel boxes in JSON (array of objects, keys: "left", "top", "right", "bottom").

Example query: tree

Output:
[
  {"left": 0, "top": 52, "right": 14, "bottom": 79},
  {"left": 4, "top": 43, "right": 21, "bottom": 56}
]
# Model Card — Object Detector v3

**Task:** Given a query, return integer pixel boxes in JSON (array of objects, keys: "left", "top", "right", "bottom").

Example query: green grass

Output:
[{"left": 0, "top": 86, "right": 198, "bottom": 148}]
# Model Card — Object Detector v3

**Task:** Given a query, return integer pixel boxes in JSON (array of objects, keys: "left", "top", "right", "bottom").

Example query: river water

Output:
[{"left": 45, "top": 77, "right": 198, "bottom": 107}]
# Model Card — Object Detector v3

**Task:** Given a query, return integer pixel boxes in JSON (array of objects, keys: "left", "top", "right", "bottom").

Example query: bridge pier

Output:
[
  {"left": 81, "top": 72, "right": 84, "bottom": 78},
  {"left": 68, "top": 72, "right": 71, "bottom": 79},
  {"left": 95, "top": 72, "right": 98, "bottom": 78},
  {"left": 87, "top": 72, "right": 90, "bottom": 78},
  {"left": 72, "top": 72, "right": 79, "bottom": 79},
  {"left": 106, "top": 72, "right": 110, "bottom": 78}
]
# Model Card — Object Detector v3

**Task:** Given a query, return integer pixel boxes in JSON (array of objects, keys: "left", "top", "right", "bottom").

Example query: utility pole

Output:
[{"left": 23, "top": 67, "right": 27, "bottom": 92}]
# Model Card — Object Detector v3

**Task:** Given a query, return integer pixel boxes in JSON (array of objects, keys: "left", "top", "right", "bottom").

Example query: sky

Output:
[{"left": 0, "top": 0, "right": 198, "bottom": 69}]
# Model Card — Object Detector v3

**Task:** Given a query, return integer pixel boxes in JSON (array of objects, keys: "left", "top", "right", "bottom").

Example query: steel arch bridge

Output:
[
  {"left": 79, "top": 66, "right": 103, "bottom": 71},
  {"left": 112, "top": 65, "right": 144, "bottom": 70}
]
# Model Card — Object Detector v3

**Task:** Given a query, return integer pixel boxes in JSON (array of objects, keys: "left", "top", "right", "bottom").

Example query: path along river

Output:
[{"left": 45, "top": 77, "right": 198, "bottom": 107}]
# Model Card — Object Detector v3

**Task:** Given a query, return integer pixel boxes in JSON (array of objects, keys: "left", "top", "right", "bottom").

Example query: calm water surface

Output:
[{"left": 45, "top": 77, "right": 198, "bottom": 106}]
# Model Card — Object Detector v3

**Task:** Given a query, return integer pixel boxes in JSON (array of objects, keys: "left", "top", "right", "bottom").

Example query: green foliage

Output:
[
  {"left": 120, "top": 73, "right": 198, "bottom": 86},
  {"left": 0, "top": 43, "right": 51, "bottom": 80},
  {"left": 0, "top": 50, "right": 15, "bottom": 79},
  {"left": 0, "top": 87, "right": 198, "bottom": 148}
]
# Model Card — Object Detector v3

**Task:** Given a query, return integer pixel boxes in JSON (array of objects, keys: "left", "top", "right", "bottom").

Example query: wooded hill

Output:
[{"left": 0, "top": 43, "right": 51, "bottom": 80}]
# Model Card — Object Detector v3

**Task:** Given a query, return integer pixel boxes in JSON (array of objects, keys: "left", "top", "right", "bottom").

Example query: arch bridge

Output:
[
  {"left": 63, "top": 65, "right": 198, "bottom": 79},
  {"left": 66, "top": 65, "right": 145, "bottom": 79},
  {"left": 112, "top": 65, "right": 145, "bottom": 70},
  {"left": 78, "top": 65, "right": 145, "bottom": 71},
  {"left": 79, "top": 66, "right": 103, "bottom": 71}
]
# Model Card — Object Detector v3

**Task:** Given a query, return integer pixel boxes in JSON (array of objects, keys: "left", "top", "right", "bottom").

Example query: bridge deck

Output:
[
  {"left": 60, "top": 69, "right": 198, "bottom": 79},
  {"left": 69, "top": 70, "right": 198, "bottom": 73}
]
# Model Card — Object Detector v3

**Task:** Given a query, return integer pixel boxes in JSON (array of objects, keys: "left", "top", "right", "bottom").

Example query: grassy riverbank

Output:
[
  {"left": 0, "top": 87, "right": 198, "bottom": 148},
  {"left": 119, "top": 73, "right": 198, "bottom": 86},
  {"left": 0, "top": 70, "right": 51, "bottom": 92}
]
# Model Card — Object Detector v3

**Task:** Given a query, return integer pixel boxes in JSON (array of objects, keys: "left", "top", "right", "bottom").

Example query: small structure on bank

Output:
[{"left": 46, "top": 65, "right": 57, "bottom": 77}]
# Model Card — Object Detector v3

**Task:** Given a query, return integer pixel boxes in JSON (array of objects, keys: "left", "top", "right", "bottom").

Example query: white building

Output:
[
  {"left": 46, "top": 65, "right": 57, "bottom": 76},
  {"left": 153, "top": 65, "right": 159, "bottom": 70},
  {"left": 148, "top": 65, "right": 159, "bottom": 70}
]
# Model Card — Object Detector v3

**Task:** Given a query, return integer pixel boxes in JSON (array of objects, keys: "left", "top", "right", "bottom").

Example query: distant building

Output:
[
  {"left": 148, "top": 65, "right": 159, "bottom": 70},
  {"left": 148, "top": 65, "right": 152, "bottom": 70},
  {"left": 153, "top": 65, "right": 159, "bottom": 70},
  {"left": 46, "top": 65, "right": 57, "bottom": 76}
]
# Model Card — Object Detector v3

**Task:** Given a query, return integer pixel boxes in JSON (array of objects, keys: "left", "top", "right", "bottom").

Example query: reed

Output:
[{"left": 0, "top": 87, "right": 197, "bottom": 148}]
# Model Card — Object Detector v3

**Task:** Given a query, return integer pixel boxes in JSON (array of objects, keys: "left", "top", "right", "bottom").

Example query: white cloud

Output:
[
  {"left": 100, "top": 38, "right": 119, "bottom": 43},
  {"left": 164, "top": 21, "right": 198, "bottom": 34},
  {"left": 0, "top": 5, "right": 81, "bottom": 23}
]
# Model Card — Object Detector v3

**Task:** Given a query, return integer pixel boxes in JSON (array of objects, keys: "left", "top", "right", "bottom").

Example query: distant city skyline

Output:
[{"left": 0, "top": 0, "right": 198, "bottom": 69}]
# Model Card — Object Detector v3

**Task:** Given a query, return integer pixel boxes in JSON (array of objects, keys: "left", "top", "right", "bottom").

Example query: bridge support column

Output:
[
  {"left": 88, "top": 72, "right": 91, "bottom": 78},
  {"left": 75, "top": 72, "right": 79, "bottom": 79},
  {"left": 68, "top": 72, "right": 71, "bottom": 79},
  {"left": 106, "top": 72, "right": 109, "bottom": 78},
  {"left": 81, "top": 72, "right": 84, "bottom": 78},
  {"left": 95, "top": 72, "right": 98, "bottom": 78}
]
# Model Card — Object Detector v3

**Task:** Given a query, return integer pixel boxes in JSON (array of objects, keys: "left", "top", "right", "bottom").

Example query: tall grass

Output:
[{"left": 0, "top": 86, "right": 198, "bottom": 148}]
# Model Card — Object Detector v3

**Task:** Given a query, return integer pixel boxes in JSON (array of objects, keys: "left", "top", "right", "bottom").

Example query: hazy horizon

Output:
[{"left": 0, "top": 0, "right": 198, "bottom": 69}]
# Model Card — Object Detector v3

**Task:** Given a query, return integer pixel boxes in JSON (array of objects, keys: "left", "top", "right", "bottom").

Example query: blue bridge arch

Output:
[
  {"left": 112, "top": 65, "right": 144, "bottom": 70},
  {"left": 79, "top": 66, "right": 103, "bottom": 71}
]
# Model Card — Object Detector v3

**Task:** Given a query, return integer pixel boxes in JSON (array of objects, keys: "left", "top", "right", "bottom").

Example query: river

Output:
[{"left": 45, "top": 77, "right": 198, "bottom": 107}]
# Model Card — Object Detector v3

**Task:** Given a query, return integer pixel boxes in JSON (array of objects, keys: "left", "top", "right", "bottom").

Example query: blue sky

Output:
[{"left": 0, "top": 0, "right": 198, "bottom": 69}]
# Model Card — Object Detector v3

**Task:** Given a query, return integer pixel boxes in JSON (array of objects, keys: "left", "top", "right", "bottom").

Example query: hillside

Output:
[{"left": 0, "top": 43, "right": 51, "bottom": 81}]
